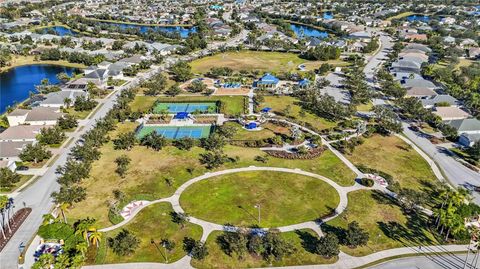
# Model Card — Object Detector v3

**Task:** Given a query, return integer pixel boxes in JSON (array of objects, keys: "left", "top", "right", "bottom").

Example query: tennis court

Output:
[
  {"left": 154, "top": 102, "right": 217, "bottom": 113},
  {"left": 136, "top": 125, "right": 212, "bottom": 139}
]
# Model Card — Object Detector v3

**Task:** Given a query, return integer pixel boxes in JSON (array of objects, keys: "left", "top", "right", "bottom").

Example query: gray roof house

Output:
[
  {"left": 401, "top": 78, "right": 436, "bottom": 89},
  {"left": 445, "top": 118, "right": 480, "bottom": 134},
  {"left": 0, "top": 125, "right": 50, "bottom": 142},
  {"left": 404, "top": 43, "right": 432, "bottom": 53},
  {"left": 0, "top": 141, "right": 34, "bottom": 161},
  {"left": 421, "top": 94, "right": 460, "bottom": 108},
  {"left": 40, "top": 90, "right": 88, "bottom": 108}
]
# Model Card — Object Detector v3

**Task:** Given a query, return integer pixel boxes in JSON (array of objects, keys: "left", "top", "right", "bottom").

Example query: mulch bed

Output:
[
  {"left": 0, "top": 207, "right": 32, "bottom": 252},
  {"left": 264, "top": 146, "right": 326, "bottom": 159}
]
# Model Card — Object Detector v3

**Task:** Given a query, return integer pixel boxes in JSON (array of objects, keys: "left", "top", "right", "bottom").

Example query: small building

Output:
[
  {"left": 406, "top": 87, "right": 437, "bottom": 98},
  {"left": 421, "top": 95, "right": 460, "bottom": 109},
  {"left": 7, "top": 107, "right": 63, "bottom": 126},
  {"left": 255, "top": 73, "right": 280, "bottom": 89},
  {"left": 298, "top": 78, "right": 310, "bottom": 88},
  {"left": 40, "top": 90, "right": 87, "bottom": 108}
]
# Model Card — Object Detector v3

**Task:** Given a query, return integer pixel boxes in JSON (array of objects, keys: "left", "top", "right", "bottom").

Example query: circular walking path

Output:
[{"left": 99, "top": 166, "right": 381, "bottom": 242}]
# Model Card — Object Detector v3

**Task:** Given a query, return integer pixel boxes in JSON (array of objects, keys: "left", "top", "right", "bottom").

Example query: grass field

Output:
[
  {"left": 348, "top": 134, "right": 436, "bottom": 190},
  {"left": 386, "top": 12, "right": 415, "bottom": 21},
  {"left": 225, "top": 122, "right": 277, "bottom": 141},
  {"left": 0, "top": 55, "right": 86, "bottom": 73},
  {"left": 93, "top": 202, "right": 202, "bottom": 264},
  {"left": 68, "top": 122, "right": 355, "bottom": 227},
  {"left": 64, "top": 107, "right": 93, "bottom": 119},
  {"left": 326, "top": 190, "right": 439, "bottom": 256},
  {"left": 260, "top": 96, "right": 337, "bottom": 131},
  {"left": 192, "top": 229, "right": 337, "bottom": 268},
  {"left": 190, "top": 51, "right": 346, "bottom": 74},
  {"left": 180, "top": 171, "right": 340, "bottom": 227}
]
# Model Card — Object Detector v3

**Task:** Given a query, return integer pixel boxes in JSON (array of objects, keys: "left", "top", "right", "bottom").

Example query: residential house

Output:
[
  {"left": 421, "top": 94, "right": 460, "bottom": 109},
  {"left": 0, "top": 125, "right": 50, "bottom": 142},
  {"left": 0, "top": 160, "right": 17, "bottom": 172},
  {"left": 39, "top": 90, "right": 88, "bottom": 108},
  {"left": 445, "top": 118, "right": 480, "bottom": 146},
  {"left": 406, "top": 87, "right": 438, "bottom": 98},
  {"left": 0, "top": 141, "right": 34, "bottom": 161},
  {"left": 7, "top": 107, "right": 63, "bottom": 126},
  {"left": 433, "top": 106, "right": 470, "bottom": 121}
]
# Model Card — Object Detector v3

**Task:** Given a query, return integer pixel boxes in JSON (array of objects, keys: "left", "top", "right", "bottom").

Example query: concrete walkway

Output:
[{"left": 100, "top": 166, "right": 373, "bottom": 242}]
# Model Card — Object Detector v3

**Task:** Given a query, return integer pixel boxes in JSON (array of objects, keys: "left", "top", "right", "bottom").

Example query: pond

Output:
[
  {"left": 0, "top": 65, "right": 78, "bottom": 114},
  {"left": 102, "top": 22, "right": 197, "bottom": 38},
  {"left": 290, "top": 23, "right": 328, "bottom": 39},
  {"left": 406, "top": 15, "right": 430, "bottom": 22},
  {"left": 40, "top": 26, "right": 78, "bottom": 36}
]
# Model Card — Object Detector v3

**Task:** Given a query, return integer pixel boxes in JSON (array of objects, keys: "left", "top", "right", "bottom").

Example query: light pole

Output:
[
  {"left": 254, "top": 204, "right": 261, "bottom": 225},
  {"left": 162, "top": 241, "right": 169, "bottom": 264}
]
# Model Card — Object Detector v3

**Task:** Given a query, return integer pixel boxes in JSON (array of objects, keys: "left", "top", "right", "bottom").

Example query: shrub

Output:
[{"left": 359, "top": 178, "right": 374, "bottom": 187}]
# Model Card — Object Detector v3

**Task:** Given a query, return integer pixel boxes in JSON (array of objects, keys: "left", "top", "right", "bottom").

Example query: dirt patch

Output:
[{"left": 214, "top": 87, "right": 251, "bottom": 95}]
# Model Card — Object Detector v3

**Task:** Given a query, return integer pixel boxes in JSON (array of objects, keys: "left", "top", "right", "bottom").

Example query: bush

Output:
[{"left": 358, "top": 178, "right": 374, "bottom": 187}]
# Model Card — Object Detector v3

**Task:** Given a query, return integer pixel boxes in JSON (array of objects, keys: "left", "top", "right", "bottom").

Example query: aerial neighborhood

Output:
[{"left": 0, "top": 1, "right": 479, "bottom": 269}]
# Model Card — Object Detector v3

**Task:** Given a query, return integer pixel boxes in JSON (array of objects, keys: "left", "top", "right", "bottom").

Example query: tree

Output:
[
  {"left": 108, "top": 229, "right": 140, "bottom": 256},
  {"left": 165, "top": 84, "right": 181, "bottom": 97},
  {"left": 19, "top": 143, "right": 52, "bottom": 163},
  {"left": 143, "top": 73, "right": 167, "bottom": 95},
  {"left": 261, "top": 229, "right": 294, "bottom": 262},
  {"left": 51, "top": 185, "right": 87, "bottom": 204},
  {"left": 467, "top": 142, "right": 480, "bottom": 161},
  {"left": 74, "top": 95, "right": 98, "bottom": 111},
  {"left": 216, "top": 231, "right": 248, "bottom": 259},
  {"left": 140, "top": 132, "right": 167, "bottom": 151},
  {"left": 200, "top": 134, "right": 226, "bottom": 151},
  {"left": 199, "top": 150, "right": 228, "bottom": 169},
  {"left": 183, "top": 237, "right": 208, "bottom": 260},
  {"left": 37, "top": 126, "right": 66, "bottom": 145},
  {"left": 115, "top": 155, "right": 131, "bottom": 178},
  {"left": 171, "top": 61, "right": 193, "bottom": 82},
  {"left": 345, "top": 221, "right": 369, "bottom": 248},
  {"left": 58, "top": 202, "right": 70, "bottom": 223},
  {"left": 54, "top": 253, "right": 70, "bottom": 269},
  {"left": 57, "top": 114, "right": 78, "bottom": 130},
  {"left": 316, "top": 233, "right": 339, "bottom": 258},
  {"left": 188, "top": 80, "right": 207, "bottom": 93},
  {"left": 113, "top": 132, "right": 137, "bottom": 150},
  {"left": 173, "top": 137, "right": 196, "bottom": 150},
  {"left": 343, "top": 64, "right": 371, "bottom": 105},
  {"left": 373, "top": 106, "right": 402, "bottom": 134},
  {"left": 170, "top": 211, "right": 189, "bottom": 229},
  {"left": 216, "top": 124, "right": 238, "bottom": 139},
  {"left": 398, "top": 188, "right": 426, "bottom": 212},
  {"left": 0, "top": 168, "right": 21, "bottom": 189},
  {"left": 56, "top": 72, "right": 71, "bottom": 83},
  {"left": 32, "top": 253, "right": 55, "bottom": 269},
  {"left": 160, "top": 238, "right": 176, "bottom": 263},
  {"left": 89, "top": 229, "right": 102, "bottom": 248}
]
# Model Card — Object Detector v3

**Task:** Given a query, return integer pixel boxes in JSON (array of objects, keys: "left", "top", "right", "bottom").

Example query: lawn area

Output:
[
  {"left": 93, "top": 202, "right": 202, "bottom": 264},
  {"left": 64, "top": 107, "right": 93, "bottom": 119},
  {"left": 180, "top": 171, "right": 340, "bottom": 227},
  {"left": 326, "top": 190, "right": 439, "bottom": 256},
  {"left": 260, "top": 96, "right": 337, "bottom": 131},
  {"left": 0, "top": 55, "right": 86, "bottom": 72},
  {"left": 130, "top": 95, "right": 158, "bottom": 112},
  {"left": 190, "top": 50, "right": 345, "bottom": 74},
  {"left": 348, "top": 134, "right": 436, "bottom": 190},
  {"left": 158, "top": 96, "right": 246, "bottom": 116},
  {"left": 386, "top": 11, "right": 415, "bottom": 21},
  {"left": 356, "top": 101, "right": 373, "bottom": 112},
  {"left": 68, "top": 121, "right": 355, "bottom": 227},
  {"left": 0, "top": 175, "right": 34, "bottom": 193},
  {"left": 225, "top": 122, "right": 277, "bottom": 141},
  {"left": 192, "top": 229, "right": 337, "bottom": 269}
]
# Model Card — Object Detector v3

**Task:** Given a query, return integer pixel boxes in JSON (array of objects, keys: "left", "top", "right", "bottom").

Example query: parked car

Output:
[{"left": 16, "top": 166, "right": 29, "bottom": 171}]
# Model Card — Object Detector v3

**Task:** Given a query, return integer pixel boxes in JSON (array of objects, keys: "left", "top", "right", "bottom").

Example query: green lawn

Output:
[
  {"left": 386, "top": 11, "right": 415, "bottom": 21},
  {"left": 225, "top": 122, "right": 277, "bottom": 141},
  {"left": 326, "top": 190, "right": 439, "bottom": 256},
  {"left": 260, "top": 96, "right": 337, "bottom": 131},
  {"left": 64, "top": 107, "right": 93, "bottom": 119},
  {"left": 93, "top": 202, "right": 202, "bottom": 264},
  {"left": 180, "top": 171, "right": 340, "bottom": 227},
  {"left": 347, "top": 134, "right": 436, "bottom": 190},
  {"left": 130, "top": 95, "right": 158, "bottom": 112},
  {"left": 0, "top": 175, "right": 33, "bottom": 193},
  {"left": 192, "top": 229, "right": 337, "bottom": 268},
  {"left": 190, "top": 50, "right": 346, "bottom": 74}
]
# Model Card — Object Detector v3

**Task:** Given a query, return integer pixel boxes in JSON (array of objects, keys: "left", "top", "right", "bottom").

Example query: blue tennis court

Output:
[
  {"left": 137, "top": 125, "right": 212, "bottom": 139},
  {"left": 154, "top": 102, "right": 217, "bottom": 113}
]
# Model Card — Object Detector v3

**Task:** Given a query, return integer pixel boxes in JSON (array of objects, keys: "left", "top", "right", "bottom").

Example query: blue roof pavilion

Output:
[
  {"left": 255, "top": 73, "right": 280, "bottom": 88},
  {"left": 174, "top": 112, "right": 189, "bottom": 119}
]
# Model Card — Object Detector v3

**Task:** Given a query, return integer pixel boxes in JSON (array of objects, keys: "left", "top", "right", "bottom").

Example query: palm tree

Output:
[
  {"left": 58, "top": 203, "right": 70, "bottom": 223},
  {"left": 42, "top": 214, "right": 55, "bottom": 226},
  {"left": 63, "top": 98, "right": 72, "bottom": 109},
  {"left": 88, "top": 229, "right": 102, "bottom": 248},
  {"left": 75, "top": 241, "right": 88, "bottom": 257},
  {"left": 0, "top": 196, "right": 7, "bottom": 239}
]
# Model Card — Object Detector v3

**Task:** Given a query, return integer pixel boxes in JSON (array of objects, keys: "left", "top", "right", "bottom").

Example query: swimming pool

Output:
[
  {"left": 137, "top": 125, "right": 213, "bottom": 139},
  {"left": 154, "top": 102, "right": 218, "bottom": 113}
]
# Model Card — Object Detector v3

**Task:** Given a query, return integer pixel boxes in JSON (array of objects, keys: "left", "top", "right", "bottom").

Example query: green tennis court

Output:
[
  {"left": 136, "top": 125, "right": 213, "bottom": 139},
  {"left": 153, "top": 102, "right": 217, "bottom": 113}
]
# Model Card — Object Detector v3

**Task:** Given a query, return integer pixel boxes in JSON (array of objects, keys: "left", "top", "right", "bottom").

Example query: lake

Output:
[
  {"left": 290, "top": 23, "right": 328, "bottom": 39},
  {"left": 41, "top": 26, "right": 78, "bottom": 36},
  {"left": 102, "top": 22, "right": 197, "bottom": 38},
  {"left": 406, "top": 15, "right": 430, "bottom": 22},
  {"left": 0, "top": 65, "right": 78, "bottom": 114}
]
